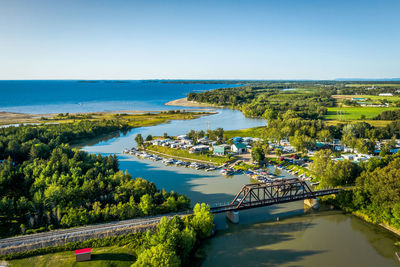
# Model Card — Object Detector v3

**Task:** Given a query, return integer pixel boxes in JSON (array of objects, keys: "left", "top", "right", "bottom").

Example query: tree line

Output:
[{"left": 0, "top": 121, "right": 190, "bottom": 237}]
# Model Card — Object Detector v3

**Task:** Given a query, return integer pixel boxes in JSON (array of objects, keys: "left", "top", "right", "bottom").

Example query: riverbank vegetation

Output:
[
  {"left": 0, "top": 110, "right": 214, "bottom": 126},
  {"left": 0, "top": 121, "right": 190, "bottom": 238},
  {"left": 312, "top": 149, "right": 400, "bottom": 231},
  {"left": 5, "top": 204, "right": 214, "bottom": 267},
  {"left": 187, "top": 81, "right": 400, "bottom": 232},
  {"left": 187, "top": 81, "right": 400, "bottom": 124},
  {"left": 145, "top": 144, "right": 229, "bottom": 165}
]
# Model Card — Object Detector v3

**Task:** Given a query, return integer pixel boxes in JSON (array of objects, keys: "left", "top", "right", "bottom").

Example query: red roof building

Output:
[{"left": 75, "top": 248, "right": 91, "bottom": 262}]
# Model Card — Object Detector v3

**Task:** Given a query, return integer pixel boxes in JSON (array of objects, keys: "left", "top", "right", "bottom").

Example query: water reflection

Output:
[
  {"left": 80, "top": 108, "right": 399, "bottom": 267},
  {"left": 198, "top": 211, "right": 398, "bottom": 267}
]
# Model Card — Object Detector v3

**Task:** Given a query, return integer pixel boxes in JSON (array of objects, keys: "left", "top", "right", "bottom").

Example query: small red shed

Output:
[{"left": 75, "top": 248, "right": 91, "bottom": 262}]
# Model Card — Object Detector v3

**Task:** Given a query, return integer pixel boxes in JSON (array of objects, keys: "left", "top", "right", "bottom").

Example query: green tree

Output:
[
  {"left": 342, "top": 134, "right": 357, "bottom": 152},
  {"left": 317, "top": 129, "right": 332, "bottom": 143},
  {"left": 324, "top": 160, "right": 360, "bottom": 187},
  {"left": 379, "top": 144, "right": 390, "bottom": 157},
  {"left": 29, "top": 143, "right": 50, "bottom": 159},
  {"left": 190, "top": 203, "right": 214, "bottom": 239},
  {"left": 310, "top": 149, "right": 332, "bottom": 179},
  {"left": 133, "top": 244, "right": 180, "bottom": 267},
  {"left": 139, "top": 194, "right": 154, "bottom": 216},
  {"left": 135, "top": 134, "right": 144, "bottom": 147},
  {"left": 290, "top": 132, "right": 313, "bottom": 153},
  {"left": 251, "top": 146, "right": 265, "bottom": 164},
  {"left": 145, "top": 135, "right": 153, "bottom": 141}
]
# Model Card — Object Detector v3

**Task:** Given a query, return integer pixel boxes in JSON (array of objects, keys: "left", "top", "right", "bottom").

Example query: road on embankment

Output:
[{"left": 0, "top": 211, "right": 192, "bottom": 253}]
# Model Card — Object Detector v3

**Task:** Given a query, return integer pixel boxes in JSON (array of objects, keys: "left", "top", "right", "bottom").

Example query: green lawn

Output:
[
  {"left": 8, "top": 246, "right": 136, "bottom": 267},
  {"left": 146, "top": 145, "right": 229, "bottom": 164},
  {"left": 325, "top": 107, "right": 400, "bottom": 121},
  {"left": 224, "top": 126, "right": 266, "bottom": 139}
]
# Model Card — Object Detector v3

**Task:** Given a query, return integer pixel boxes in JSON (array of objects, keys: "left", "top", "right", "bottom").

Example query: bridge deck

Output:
[{"left": 210, "top": 189, "right": 339, "bottom": 213}]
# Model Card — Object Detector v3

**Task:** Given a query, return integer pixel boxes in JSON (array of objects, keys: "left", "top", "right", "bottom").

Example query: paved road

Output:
[{"left": 0, "top": 211, "right": 192, "bottom": 250}]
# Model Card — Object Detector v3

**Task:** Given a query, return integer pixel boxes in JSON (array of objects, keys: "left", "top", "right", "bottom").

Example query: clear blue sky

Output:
[{"left": 0, "top": 0, "right": 399, "bottom": 80}]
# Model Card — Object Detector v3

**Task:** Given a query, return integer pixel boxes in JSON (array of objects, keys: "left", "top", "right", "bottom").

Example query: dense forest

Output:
[
  {"left": 373, "top": 109, "right": 400, "bottom": 120},
  {"left": 0, "top": 121, "right": 190, "bottom": 237},
  {"left": 314, "top": 151, "right": 400, "bottom": 229},
  {"left": 188, "top": 84, "right": 335, "bottom": 119}
]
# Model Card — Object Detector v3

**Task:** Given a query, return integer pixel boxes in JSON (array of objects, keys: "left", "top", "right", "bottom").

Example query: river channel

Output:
[{"left": 81, "top": 108, "right": 400, "bottom": 267}]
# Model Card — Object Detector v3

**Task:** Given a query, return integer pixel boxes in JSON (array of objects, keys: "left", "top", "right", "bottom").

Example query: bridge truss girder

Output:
[{"left": 230, "top": 178, "right": 316, "bottom": 209}]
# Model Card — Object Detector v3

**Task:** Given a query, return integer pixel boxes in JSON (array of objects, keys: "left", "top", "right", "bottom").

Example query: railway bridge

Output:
[
  {"left": 0, "top": 178, "right": 339, "bottom": 254},
  {"left": 209, "top": 178, "right": 340, "bottom": 223}
]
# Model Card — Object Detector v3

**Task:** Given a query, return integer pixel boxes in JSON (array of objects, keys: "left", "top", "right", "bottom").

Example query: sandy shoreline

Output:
[
  {"left": 165, "top": 97, "right": 221, "bottom": 108},
  {"left": 0, "top": 108, "right": 215, "bottom": 125}
]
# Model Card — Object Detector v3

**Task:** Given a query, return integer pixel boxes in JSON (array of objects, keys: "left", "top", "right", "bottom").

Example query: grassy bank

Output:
[
  {"left": 0, "top": 110, "right": 214, "bottom": 126},
  {"left": 145, "top": 145, "right": 229, "bottom": 165},
  {"left": 5, "top": 204, "right": 215, "bottom": 267},
  {"left": 8, "top": 246, "right": 136, "bottom": 267},
  {"left": 223, "top": 126, "right": 266, "bottom": 139},
  {"left": 319, "top": 193, "right": 400, "bottom": 237},
  {"left": 2, "top": 232, "right": 145, "bottom": 266}
]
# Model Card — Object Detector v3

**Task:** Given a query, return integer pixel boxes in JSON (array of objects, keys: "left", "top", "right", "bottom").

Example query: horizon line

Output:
[{"left": 1, "top": 78, "right": 400, "bottom": 82}]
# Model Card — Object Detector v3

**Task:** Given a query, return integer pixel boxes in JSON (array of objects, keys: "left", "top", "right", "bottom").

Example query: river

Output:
[{"left": 80, "top": 108, "right": 400, "bottom": 266}]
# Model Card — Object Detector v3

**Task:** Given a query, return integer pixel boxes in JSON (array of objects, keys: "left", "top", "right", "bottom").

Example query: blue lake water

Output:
[
  {"left": 3, "top": 80, "right": 399, "bottom": 266},
  {"left": 0, "top": 80, "right": 237, "bottom": 113}
]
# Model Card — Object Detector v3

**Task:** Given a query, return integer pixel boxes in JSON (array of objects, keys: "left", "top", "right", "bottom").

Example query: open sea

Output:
[{"left": 0, "top": 80, "right": 237, "bottom": 114}]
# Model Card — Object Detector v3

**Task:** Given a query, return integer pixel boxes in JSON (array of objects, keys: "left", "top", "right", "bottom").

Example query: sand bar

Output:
[{"left": 165, "top": 97, "right": 222, "bottom": 108}]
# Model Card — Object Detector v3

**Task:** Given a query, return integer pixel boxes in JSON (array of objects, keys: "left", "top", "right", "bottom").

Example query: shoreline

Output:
[
  {"left": 0, "top": 109, "right": 215, "bottom": 126},
  {"left": 165, "top": 97, "right": 222, "bottom": 108},
  {"left": 352, "top": 211, "right": 400, "bottom": 237}
]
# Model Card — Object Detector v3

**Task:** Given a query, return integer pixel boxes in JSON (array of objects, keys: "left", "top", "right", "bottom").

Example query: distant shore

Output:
[
  {"left": 0, "top": 109, "right": 214, "bottom": 126},
  {"left": 165, "top": 97, "right": 222, "bottom": 108}
]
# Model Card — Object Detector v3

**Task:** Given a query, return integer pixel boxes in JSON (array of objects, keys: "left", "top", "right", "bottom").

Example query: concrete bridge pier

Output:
[
  {"left": 226, "top": 211, "right": 240, "bottom": 223},
  {"left": 304, "top": 198, "right": 319, "bottom": 209}
]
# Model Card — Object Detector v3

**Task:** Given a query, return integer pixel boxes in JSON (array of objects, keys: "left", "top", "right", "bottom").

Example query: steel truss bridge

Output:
[{"left": 210, "top": 178, "right": 339, "bottom": 213}]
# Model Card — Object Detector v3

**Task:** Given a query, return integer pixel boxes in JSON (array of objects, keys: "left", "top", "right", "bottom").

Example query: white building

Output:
[
  {"left": 190, "top": 145, "right": 210, "bottom": 153},
  {"left": 231, "top": 143, "right": 247, "bottom": 154},
  {"left": 378, "top": 93, "right": 393, "bottom": 96}
]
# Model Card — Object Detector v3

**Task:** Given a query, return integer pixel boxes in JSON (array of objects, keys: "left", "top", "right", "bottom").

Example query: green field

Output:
[
  {"left": 325, "top": 107, "right": 400, "bottom": 121},
  {"left": 8, "top": 246, "right": 136, "bottom": 267},
  {"left": 224, "top": 126, "right": 266, "bottom": 139}
]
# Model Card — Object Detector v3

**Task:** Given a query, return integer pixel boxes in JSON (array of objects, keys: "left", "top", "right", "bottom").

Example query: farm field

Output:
[
  {"left": 325, "top": 120, "right": 393, "bottom": 127},
  {"left": 332, "top": 94, "right": 400, "bottom": 102},
  {"left": 325, "top": 107, "right": 400, "bottom": 121}
]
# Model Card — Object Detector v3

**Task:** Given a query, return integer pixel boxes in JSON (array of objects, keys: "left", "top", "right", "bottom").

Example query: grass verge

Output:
[{"left": 145, "top": 145, "right": 229, "bottom": 165}]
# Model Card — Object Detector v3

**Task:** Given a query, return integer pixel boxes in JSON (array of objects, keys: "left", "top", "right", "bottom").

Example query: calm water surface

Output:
[
  {"left": 80, "top": 110, "right": 400, "bottom": 267},
  {"left": 0, "top": 80, "right": 238, "bottom": 113},
  {"left": 6, "top": 81, "right": 398, "bottom": 266}
]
